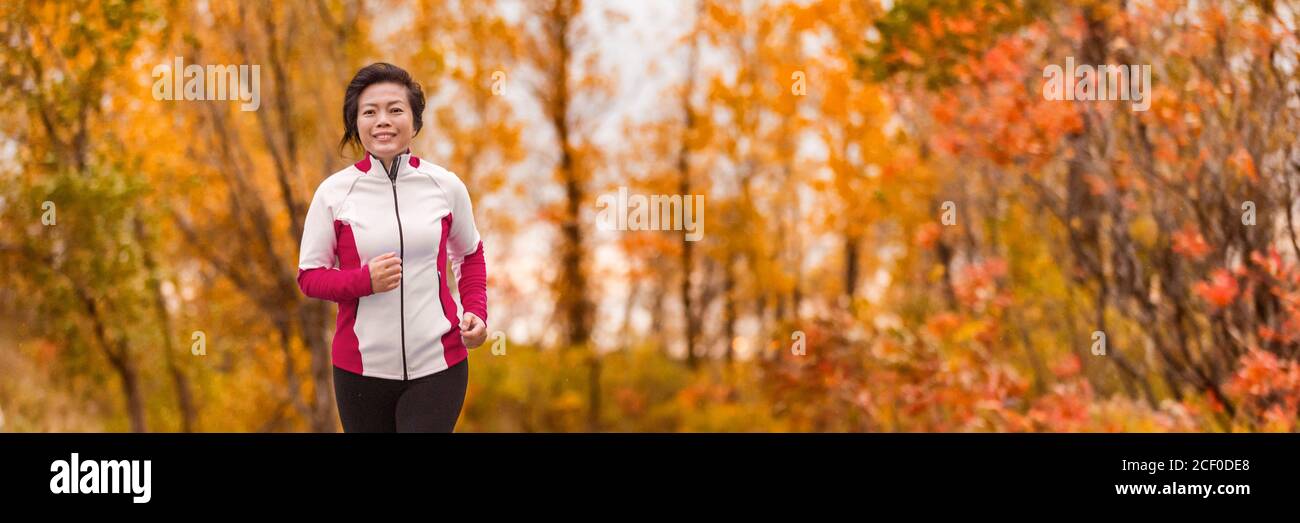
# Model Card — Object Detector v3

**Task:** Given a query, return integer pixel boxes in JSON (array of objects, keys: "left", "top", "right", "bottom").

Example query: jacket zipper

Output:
[{"left": 387, "top": 157, "right": 409, "bottom": 381}]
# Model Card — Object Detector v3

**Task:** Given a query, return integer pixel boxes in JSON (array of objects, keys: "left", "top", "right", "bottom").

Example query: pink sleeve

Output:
[
  {"left": 457, "top": 241, "right": 487, "bottom": 326},
  {"left": 446, "top": 174, "right": 487, "bottom": 327},
  {"left": 297, "top": 266, "right": 373, "bottom": 303}
]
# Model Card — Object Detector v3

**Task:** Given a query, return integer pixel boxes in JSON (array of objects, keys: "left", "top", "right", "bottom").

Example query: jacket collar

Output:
[{"left": 353, "top": 149, "right": 422, "bottom": 175}]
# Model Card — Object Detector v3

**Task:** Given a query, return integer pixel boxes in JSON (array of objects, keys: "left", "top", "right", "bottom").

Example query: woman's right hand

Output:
[{"left": 369, "top": 252, "right": 402, "bottom": 293}]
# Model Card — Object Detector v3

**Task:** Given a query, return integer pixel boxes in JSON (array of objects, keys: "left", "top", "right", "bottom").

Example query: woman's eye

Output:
[
  {"left": 362, "top": 110, "right": 374, "bottom": 116},
  {"left": 392, "top": 108, "right": 403, "bottom": 113}
]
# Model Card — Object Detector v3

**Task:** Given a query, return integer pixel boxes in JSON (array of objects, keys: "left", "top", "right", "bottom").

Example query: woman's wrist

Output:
[{"left": 358, "top": 264, "right": 375, "bottom": 296}]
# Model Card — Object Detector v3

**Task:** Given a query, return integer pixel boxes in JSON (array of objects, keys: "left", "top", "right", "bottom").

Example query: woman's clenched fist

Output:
[{"left": 369, "top": 252, "right": 402, "bottom": 293}]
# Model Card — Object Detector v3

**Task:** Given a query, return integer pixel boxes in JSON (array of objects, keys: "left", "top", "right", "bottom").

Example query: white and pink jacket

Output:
[{"left": 297, "top": 151, "right": 486, "bottom": 380}]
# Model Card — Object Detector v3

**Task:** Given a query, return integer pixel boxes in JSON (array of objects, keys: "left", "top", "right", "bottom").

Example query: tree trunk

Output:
[{"left": 134, "top": 216, "right": 198, "bottom": 432}]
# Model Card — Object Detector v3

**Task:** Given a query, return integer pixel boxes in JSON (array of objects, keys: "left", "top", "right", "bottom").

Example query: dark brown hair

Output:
[{"left": 339, "top": 62, "right": 426, "bottom": 156}]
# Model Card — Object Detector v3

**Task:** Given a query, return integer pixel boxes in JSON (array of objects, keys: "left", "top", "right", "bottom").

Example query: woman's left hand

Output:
[{"left": 460, "top": 312, "right": 487, "bottom": 348}]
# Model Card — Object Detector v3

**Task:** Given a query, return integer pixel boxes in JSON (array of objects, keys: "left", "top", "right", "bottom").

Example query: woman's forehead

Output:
[{"left": 359, "top": 83, "right": 407, "bottom": 105}]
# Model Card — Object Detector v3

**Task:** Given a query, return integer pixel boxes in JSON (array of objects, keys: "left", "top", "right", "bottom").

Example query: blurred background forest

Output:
[{"left": 3, "top": 0, "right": 1300, "bottom": 432}]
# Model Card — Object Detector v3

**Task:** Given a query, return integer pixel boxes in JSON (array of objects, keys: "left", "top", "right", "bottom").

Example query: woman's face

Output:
[{"left": 356, "top": 82, "right": 415, "bottom": 162}]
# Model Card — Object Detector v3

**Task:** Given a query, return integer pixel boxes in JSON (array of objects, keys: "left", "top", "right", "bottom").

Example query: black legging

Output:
[{"left": 332, "top": 357, "right": 469, "bottom": 432}]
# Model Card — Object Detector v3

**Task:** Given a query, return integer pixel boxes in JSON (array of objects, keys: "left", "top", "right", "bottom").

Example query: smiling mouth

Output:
[{"left": 373, "top": 132, "right": 396, "bottom": 141}]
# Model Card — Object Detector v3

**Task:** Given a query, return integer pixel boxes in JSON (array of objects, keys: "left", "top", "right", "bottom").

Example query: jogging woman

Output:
[{"left": 297, "top": 62, "right": 488, "bottom": 432}]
